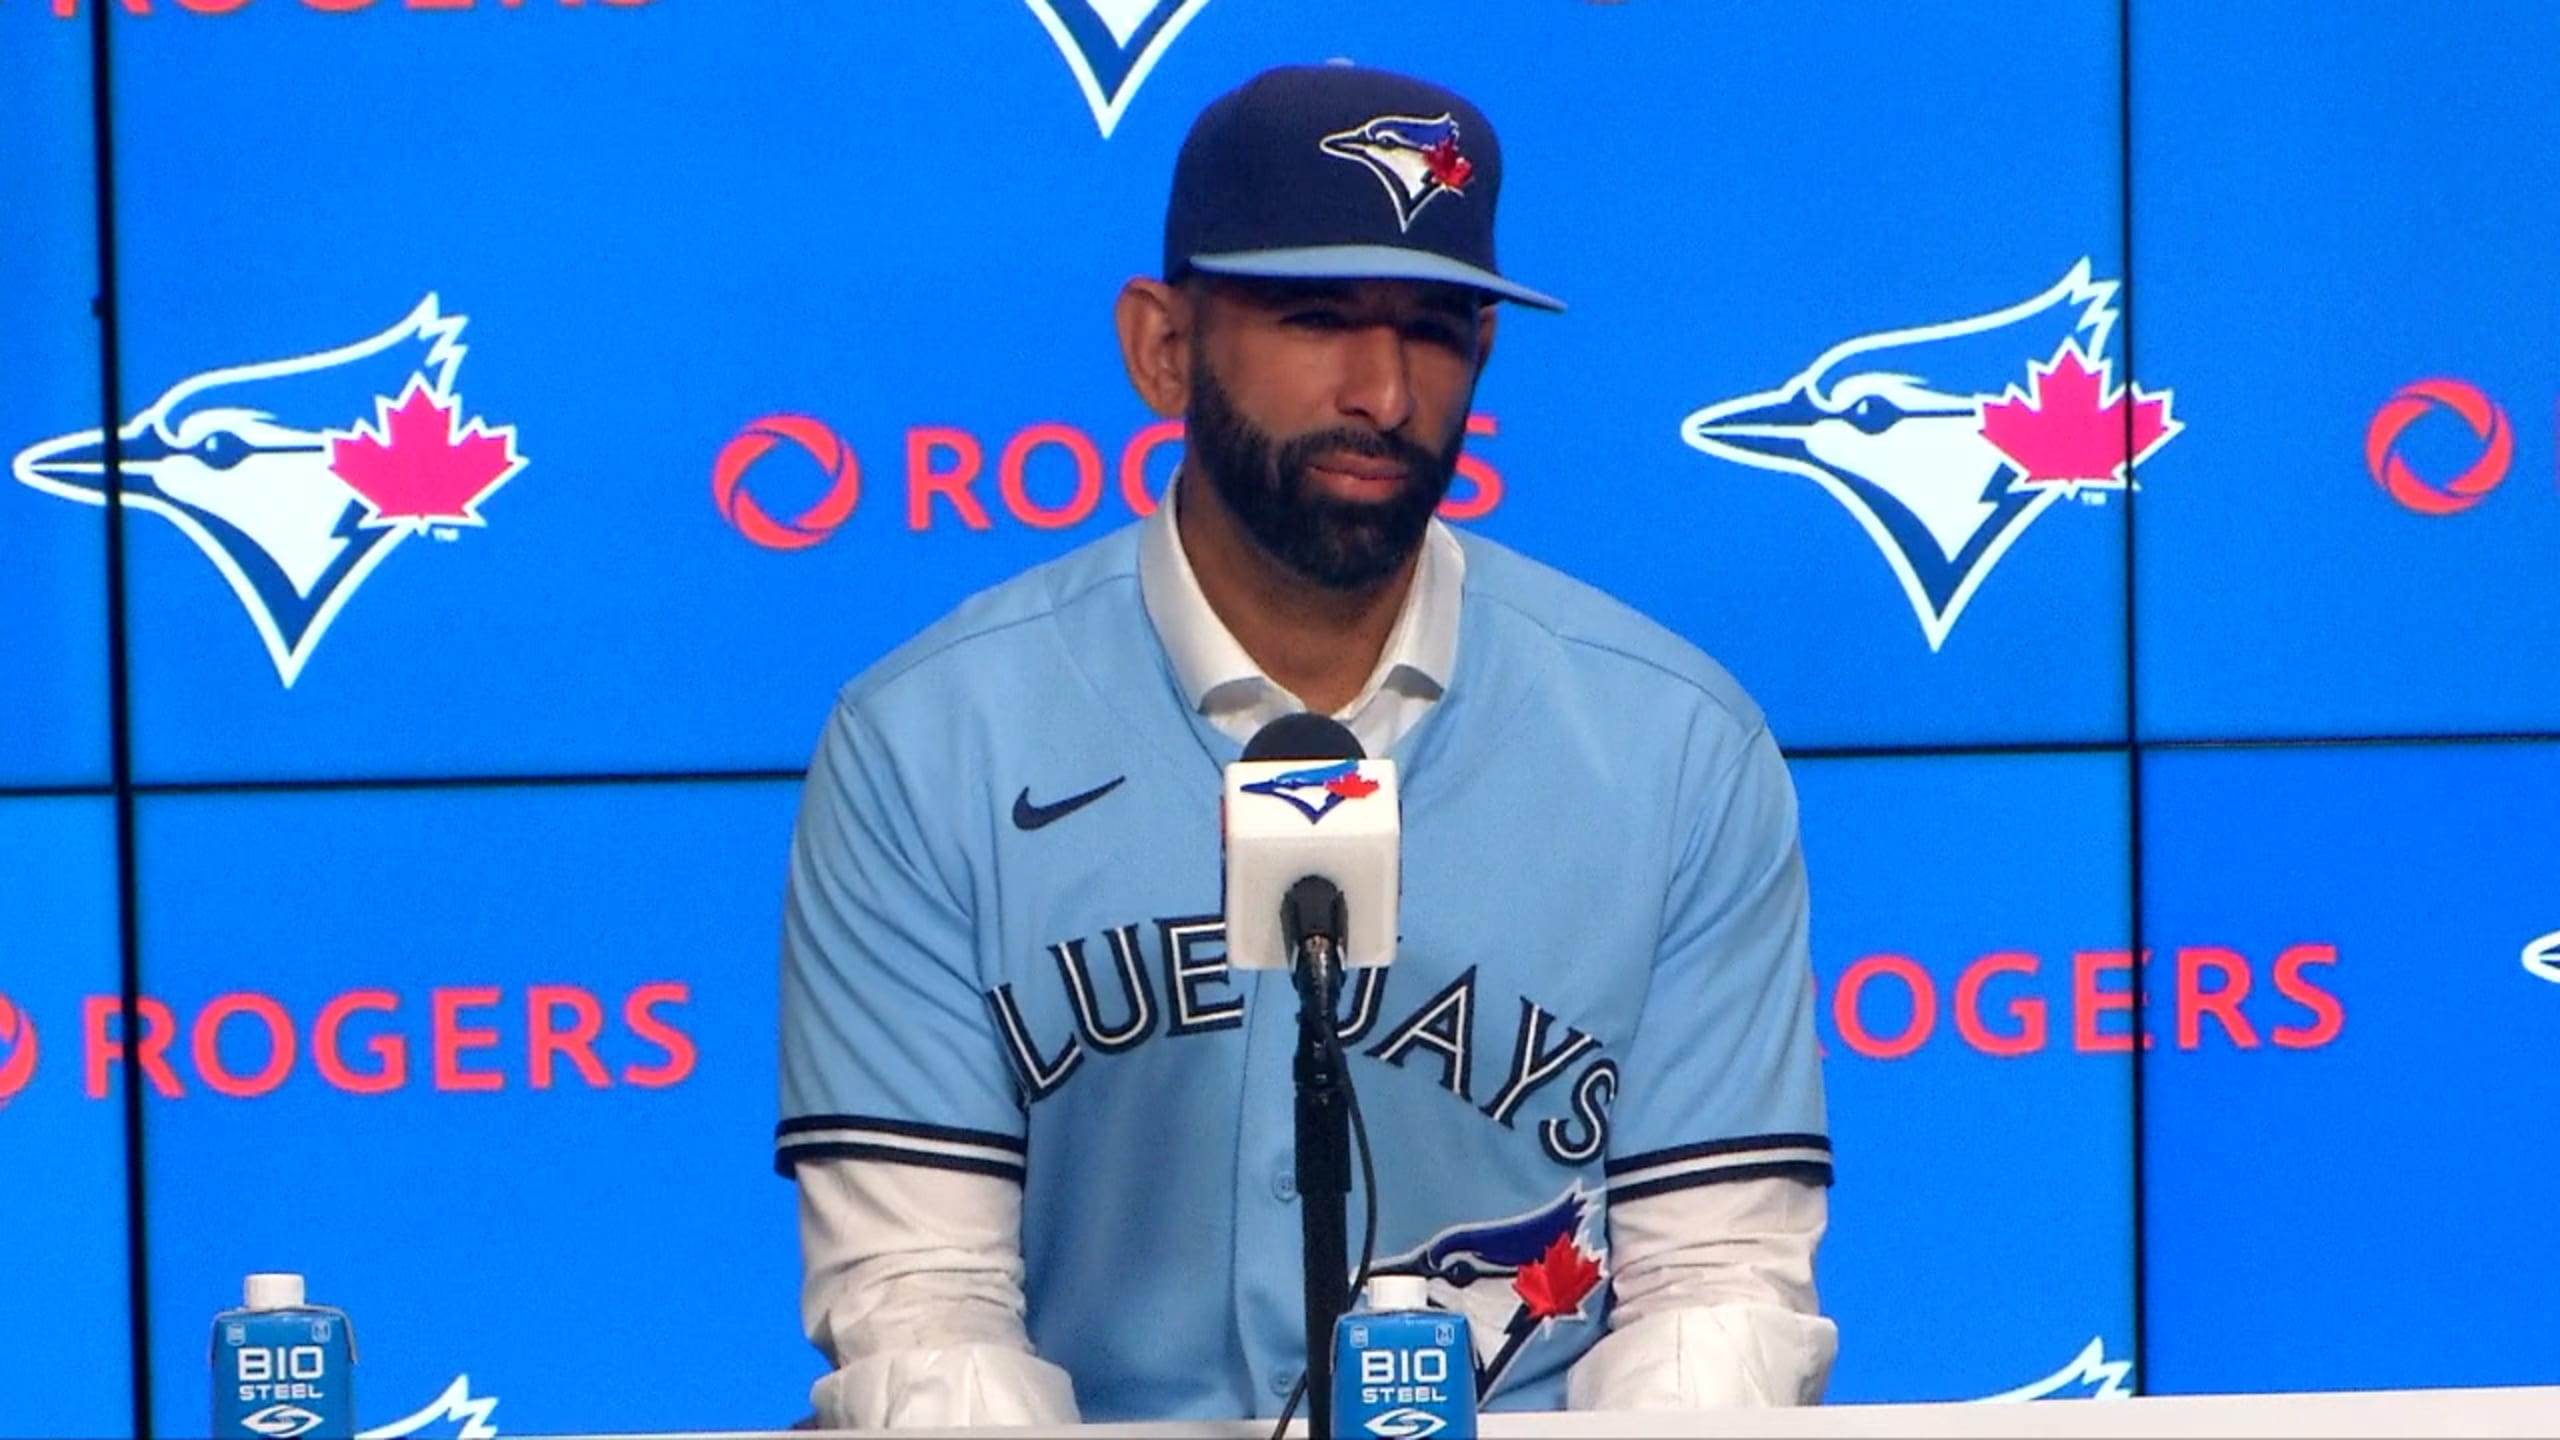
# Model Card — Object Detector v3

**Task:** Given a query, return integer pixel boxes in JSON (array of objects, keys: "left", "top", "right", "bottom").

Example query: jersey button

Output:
[
  {"left": 1273, "top": 1170, "right": 1297, "bottom": 1201},
  {"left": 1270, "top": 1370, "right": 1298, "bottom": 1398}
]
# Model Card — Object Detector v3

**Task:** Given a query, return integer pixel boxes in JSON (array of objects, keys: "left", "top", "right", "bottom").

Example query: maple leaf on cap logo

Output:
[
  {"left": 1511, "top": 1233, "right": 1603, "bottom": 1323},
  {"left": 329, "top": 374, "right": 525, "bottom": 530},
  {"left": 1422, "top": 135, "right": 1473, "bottom": 191},
  {"left": 1978, "top": 341, "right": 2177, "bottom": 491}
]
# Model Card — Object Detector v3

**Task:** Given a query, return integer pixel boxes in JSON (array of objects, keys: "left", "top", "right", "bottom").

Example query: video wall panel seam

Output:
[
  {"left": 2117, "top": 0, "right": 2149, "bottom": 1395},
  {"left": 84, "top": 3, "right": 155, "bottom": 1433}
]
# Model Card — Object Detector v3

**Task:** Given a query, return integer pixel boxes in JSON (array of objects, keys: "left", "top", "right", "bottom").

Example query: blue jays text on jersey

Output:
[{"left": 775, "top": 518, "right": 1832, "bottom": 1422}]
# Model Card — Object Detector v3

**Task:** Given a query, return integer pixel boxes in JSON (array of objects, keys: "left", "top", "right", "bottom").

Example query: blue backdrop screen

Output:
[
  {"left": 1794, "top": 753, "right": 2134, "bottom": 1403},
  {"left": 2140, "top": 741, "right": 2560, "bottom": 1393},
  {"left": 2130, "top": 2, "right": 2560, "bottom": 741},
  {"left": 4, "top": 0, "right": 2556, "bottom": 1434},
  {"left": 2, "top": 25, "right": 109, "bottom": 788},
  {"left": 131, "top": 782, "right": 809, "bottom": 1436},
  {"left": 0, "top": 799, "right": 132, "bottom": 1438}
]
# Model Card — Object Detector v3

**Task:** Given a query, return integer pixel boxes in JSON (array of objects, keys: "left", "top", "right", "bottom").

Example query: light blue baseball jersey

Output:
[{"left": 775, "top": 518, "right": 1830, "bottom": 1422}]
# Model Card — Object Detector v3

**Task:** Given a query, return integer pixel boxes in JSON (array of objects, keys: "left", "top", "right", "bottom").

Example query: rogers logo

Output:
[
  {"left": 713, "top": 414, "right": 860, "bottom": 551},
  {"left": 711, "top": 412, "right": 1509, "bottom": 548},
  {"left": 2364, "top": 379, "right": 2515, "bottom": 515},
  {"left": 35, "top": 982, "right": 695, "bottom": 1100},
  {"left": 0, "top": 993, "right": 37, "bottom": 1106},
  {"left": 1821, "top": 942, "right": 2345, "bottom": 1060}
]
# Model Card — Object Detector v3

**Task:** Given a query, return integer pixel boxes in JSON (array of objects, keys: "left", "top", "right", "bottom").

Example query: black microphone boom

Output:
[{"left": 1241, "top": 711, "right": 1364, "bottom": 1439}]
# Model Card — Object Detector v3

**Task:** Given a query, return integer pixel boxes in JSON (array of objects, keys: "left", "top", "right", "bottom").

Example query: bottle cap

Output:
[
  {"left": 1367, "top": 1274, "right": 1430, "bottom": 1313},
  {"left": 244, "top": 1274, "right": 306, "bottom": 1311}
]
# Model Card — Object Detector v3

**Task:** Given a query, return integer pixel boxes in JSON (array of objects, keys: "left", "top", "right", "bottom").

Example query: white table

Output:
[{"left": 534, "top": 1384, "right": 2560, "bottom": 1438}]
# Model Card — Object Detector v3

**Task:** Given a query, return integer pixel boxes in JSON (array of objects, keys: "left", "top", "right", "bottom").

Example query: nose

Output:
[{"left": 1333, "top": 324, "right": 1415, "bottom": 434}]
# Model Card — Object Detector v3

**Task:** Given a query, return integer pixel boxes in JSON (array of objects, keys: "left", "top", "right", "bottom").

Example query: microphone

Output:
[
  {"left": 1222, "top": 714, "right": 1402, "bottom": 974},
  {"left": 1223, "top": 712, "right": 1401, "bottom": 1440}
]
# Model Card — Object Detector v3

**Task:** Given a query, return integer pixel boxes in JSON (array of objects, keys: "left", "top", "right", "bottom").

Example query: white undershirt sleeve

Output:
[
  {"left": 1565, "top": 1175, "right": 1839, "bottom": 1410},
  {"left": 797, "top": 1155, "right": 1081, "bottom": 1430}
]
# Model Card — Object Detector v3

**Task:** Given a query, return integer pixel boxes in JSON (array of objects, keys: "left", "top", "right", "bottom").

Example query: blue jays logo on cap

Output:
[
  {"left": 1162, "top": 62, "right": 1565, "bottom": 312},
  {"left": 1320, "top": 112, "right": 1475, "bottom": 232}
]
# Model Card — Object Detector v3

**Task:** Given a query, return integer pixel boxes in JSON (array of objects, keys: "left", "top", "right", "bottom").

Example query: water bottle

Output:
[
  {"left": 211, "top": 1273, "right": 358, "bottom": 1439},
  {"left": 1331, "top": 1273, "right": 1477, "bottom": 1439}
]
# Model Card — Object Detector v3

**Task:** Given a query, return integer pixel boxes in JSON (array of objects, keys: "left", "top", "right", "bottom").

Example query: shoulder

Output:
[
  {"left": 1453, "top": 528, "right": 1769, "bottom": 746},
  {"left": 834, "top": 522, "right": 1144, "bottom": 722}
]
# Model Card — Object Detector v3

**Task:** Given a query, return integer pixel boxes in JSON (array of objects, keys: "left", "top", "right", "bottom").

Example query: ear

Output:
[
  {"left": 1116, "top": 277, "right": 1194, "bottom": 419},
  {"left": 1474, "top": 302, "right": 1500, "bottom": 377}
]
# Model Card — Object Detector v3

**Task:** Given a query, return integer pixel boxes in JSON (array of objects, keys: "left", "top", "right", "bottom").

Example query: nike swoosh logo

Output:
[{"left": 1012, "top": 776, "right": 1126, "bottom": 831}]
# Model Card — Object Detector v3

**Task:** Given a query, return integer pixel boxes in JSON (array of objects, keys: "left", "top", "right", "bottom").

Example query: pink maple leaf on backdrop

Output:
[
  {"left": 1978, "top": 342, "right": 2177, "bottom": 488},
  {"left": 329, "top": 375, "right": 524, "bottom": 528}
]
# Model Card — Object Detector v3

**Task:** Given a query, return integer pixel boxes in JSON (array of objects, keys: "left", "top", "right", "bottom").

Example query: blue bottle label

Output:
[
  {"left": 1332, "top": 1308, "right": 1478, "bottom": 1439},
  {"left": 211, "top": 1308, "right": 357, "bottom": 1439}
]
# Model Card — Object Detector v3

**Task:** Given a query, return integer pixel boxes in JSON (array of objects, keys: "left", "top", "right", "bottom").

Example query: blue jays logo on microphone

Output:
[
  {"left": 1321, "top": 113, "right": 1475, "bottom": 232},
  {"left": 1241, "top": 758, "right": 1380, "bottom": 823},
  {"left": 1681, "top": 259, "right": 2179, "bottom": 649},
  {"left": 1379, "top": 1182, "right": 1607, "bottom": 1395},
  {"left": 11, "top": 296, "right": 526, "bottom": 688},
  {"left": 1022, "top": 0, "right": 1214, "bottom": 138}
]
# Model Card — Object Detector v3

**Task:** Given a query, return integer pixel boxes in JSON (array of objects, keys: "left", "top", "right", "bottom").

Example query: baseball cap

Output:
[{"left": 1162, "top": 61, "right": 1565, "bottom": 313}]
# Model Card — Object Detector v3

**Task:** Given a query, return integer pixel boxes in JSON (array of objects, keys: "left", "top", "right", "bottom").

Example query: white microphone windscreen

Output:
[{"left": 1220, "top": 755, "right": 1401, "bottom": 971}]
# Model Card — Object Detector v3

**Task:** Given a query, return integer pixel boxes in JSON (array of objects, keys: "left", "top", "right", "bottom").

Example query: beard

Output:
[{"left": 1184, "top": 353, "right": 1464, "bottom": 592}]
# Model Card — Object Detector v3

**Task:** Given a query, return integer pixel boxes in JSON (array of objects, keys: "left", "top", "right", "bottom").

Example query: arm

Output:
[
  {"left": 778, "top": 695, "right": 1080, "bottom": 1429},
  {"left": 1567, "top": 720, "right": 1838, "bottom": 1410},
  {"left": 1566, "top": 1178, "right": 1837, "bottom": 1407},
  {"left": 798, "top": 1157, "right": 1078, "bottom": 1429}
]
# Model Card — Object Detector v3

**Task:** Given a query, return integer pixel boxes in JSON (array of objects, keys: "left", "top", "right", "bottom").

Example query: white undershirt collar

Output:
[{"left": 1137, "top": 477, "right": 1463, "bottom": 756}]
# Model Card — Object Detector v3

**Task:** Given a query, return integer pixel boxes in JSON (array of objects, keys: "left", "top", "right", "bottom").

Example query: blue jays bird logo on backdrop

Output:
[
  {"left": 1322, "top": 113, "right": 1475, "bottom": 231},
  {"left": 10, "top": 296, "right": 525, "bottom": 687},
  {"left": 1021, "top": 0, "right": 1213, "bottom": 138},
  {"left": 1681, "top": 259, "right": 2178, "bottom": 649},
  {"left": 1242, "top": 759, "right": 1380, "bottom": 823},
  {"left": 1379, "top": 1182, "right": 1608, "bottom": 1394}
]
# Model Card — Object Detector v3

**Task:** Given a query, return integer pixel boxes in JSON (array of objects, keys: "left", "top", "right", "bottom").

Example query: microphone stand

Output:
[{"left": 1285, "top": 877, "right": 1351, "bottom": 1440}]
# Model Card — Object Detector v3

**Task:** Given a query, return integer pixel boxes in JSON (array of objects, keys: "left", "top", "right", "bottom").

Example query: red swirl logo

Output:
[
  {"left": 712, "top": 414, "right": 861, "bottom": 550},
  {"left": 2364, "top": 379, "right": 2513, "bottom": 516},
  {"left": 0, "top": 993, "right": 38, "bottom": 1106}
]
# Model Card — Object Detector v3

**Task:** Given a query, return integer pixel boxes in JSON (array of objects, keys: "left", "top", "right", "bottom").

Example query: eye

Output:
[
  {"left": 1402, "top": 318, "right": 1471, "bottom": 352},
  {"left": 194, "top": 431, "right": 251, "bottom": 470},
  {"left": 1843, "top": 394, "right": 1907, "bottom": 434}
]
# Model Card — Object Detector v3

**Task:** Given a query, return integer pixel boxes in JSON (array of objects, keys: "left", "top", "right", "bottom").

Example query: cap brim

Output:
[{"left": 1187, "top": 244, "right": 1565, "bottom": 313}]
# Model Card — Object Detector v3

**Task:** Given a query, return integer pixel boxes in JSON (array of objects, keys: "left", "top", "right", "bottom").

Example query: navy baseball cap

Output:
[{"left": 1162, "top": 61, "right": 1564, "bottom": 313}]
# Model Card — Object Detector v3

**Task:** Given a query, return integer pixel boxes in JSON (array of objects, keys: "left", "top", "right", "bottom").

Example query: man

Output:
[{"left": 776, "top": 61, "right": 1836, "bottom": 1429}]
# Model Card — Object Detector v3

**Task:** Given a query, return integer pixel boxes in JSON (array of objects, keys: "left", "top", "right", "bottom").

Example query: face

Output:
[{"left": 1183, "top": 277, "right": 1491, "bottom": 591}]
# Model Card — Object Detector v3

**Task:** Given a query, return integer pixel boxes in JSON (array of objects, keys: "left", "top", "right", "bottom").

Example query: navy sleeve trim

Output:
[
  {"left": 771, "top": 1114, "right": 1028, "bottom": 1182},
  {"left": 1610, "top": 1159, "right": 1835, "bottom": 1204},
  {"left": 1604, "top": 1132, "right": 1830, "bottom": 1178},
  {"left": 775, "top": 1113, "right": 1026, "bottom": 1154},
  {"left": 774, "top": 1141, "right": 1026, "bottom": 1184},
  {"left": 1605, "top": 1133, "right": 1833, "bottom": 1198}
]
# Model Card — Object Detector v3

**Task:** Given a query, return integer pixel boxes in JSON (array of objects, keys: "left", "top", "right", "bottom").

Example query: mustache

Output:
[{"left": 1273, "top": 425, "right": 1449, "bottom": 484}]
